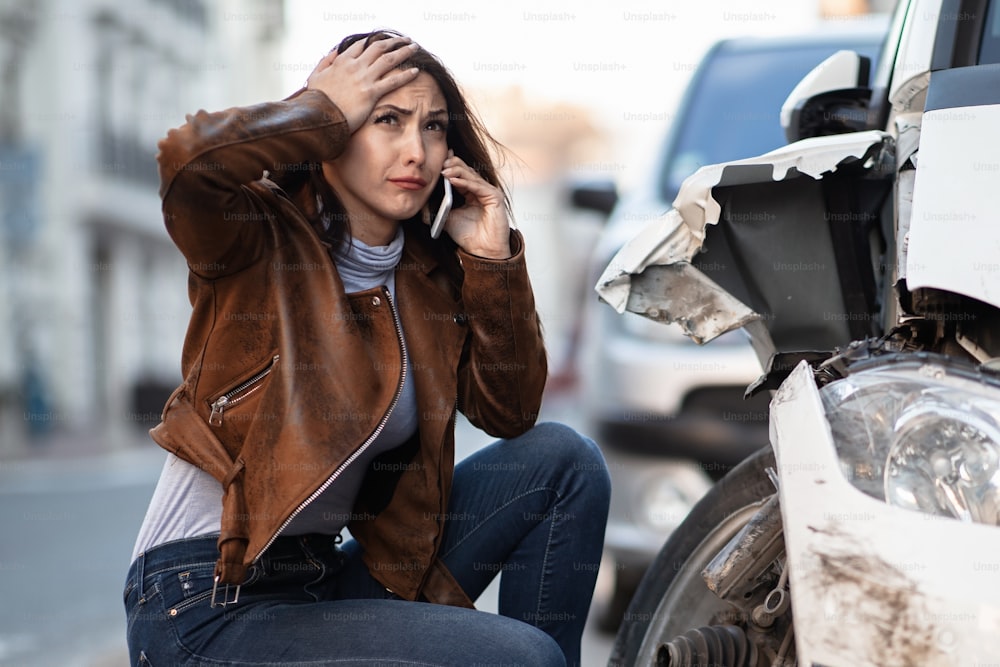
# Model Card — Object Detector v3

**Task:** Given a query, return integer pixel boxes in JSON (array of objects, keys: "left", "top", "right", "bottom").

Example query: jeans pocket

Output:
[
  {"left": 123, "top": 579, "right": 136, "bottom": 607},
  {"left": 126, "top": 577, "right": 164, "bottom": 648}
]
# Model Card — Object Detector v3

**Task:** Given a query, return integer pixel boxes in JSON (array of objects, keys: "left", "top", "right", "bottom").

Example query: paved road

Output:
[
  {"left": 0, "top": 395, "right": 614, "bottom": 667},
  {"left": 0, "top": 446, "right": 162, "bottom": 667}
]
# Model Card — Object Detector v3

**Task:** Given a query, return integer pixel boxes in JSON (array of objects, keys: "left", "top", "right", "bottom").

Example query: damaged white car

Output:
[{"left": 600, "top": 0, "right": 1000, "bottom": 665}]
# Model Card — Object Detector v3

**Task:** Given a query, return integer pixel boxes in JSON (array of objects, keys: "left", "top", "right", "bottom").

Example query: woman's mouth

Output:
[{"left": 389, "top": 177, "right": 427, "bottom": 191}]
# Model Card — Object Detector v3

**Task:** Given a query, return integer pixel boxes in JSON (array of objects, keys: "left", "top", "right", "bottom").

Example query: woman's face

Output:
[{"left": 323, "top": 72, "right": 449, "bottom": 237}]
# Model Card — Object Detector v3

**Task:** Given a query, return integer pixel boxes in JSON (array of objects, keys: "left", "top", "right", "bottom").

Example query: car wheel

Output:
[{"left": 609, "top": 446, "right": 793, "bottom": 666}]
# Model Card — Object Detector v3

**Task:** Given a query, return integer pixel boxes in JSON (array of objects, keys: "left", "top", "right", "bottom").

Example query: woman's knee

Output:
[
  {"left": 526, "top": 422, "right": 611, "bottom": 497},
  {"left": 502, "top": 619, "right": 567, "bottom": 667}
]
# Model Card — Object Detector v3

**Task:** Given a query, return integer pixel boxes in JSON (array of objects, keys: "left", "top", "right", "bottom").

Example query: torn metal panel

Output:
[
  {"left": 624, "top": 269, "right": 776, "bottom": 386},
  {"left": 892, "top": 111, "right": 922, "bottom": 286},
  {"left": 595, "top": 207, "right": 703, "bottom": 316},
  {"left": 595, "top": 131, "right": 891, "bottom": 347},
  {"left": 624, "top": 263, "right": 760, "bottom": 345},
  {"left": 674, "top": 130, "right": 892, "bottom": 233}
]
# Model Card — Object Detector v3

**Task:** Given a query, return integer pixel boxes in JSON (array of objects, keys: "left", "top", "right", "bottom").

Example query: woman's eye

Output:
[
  {"left": 374, "top": 113, "right": 398, "bottom": 125},
  {"left": 426, "top": 120, "right": 447, "bottom": 133}
]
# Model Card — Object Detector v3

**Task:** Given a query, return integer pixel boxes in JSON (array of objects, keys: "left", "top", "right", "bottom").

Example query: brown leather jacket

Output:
[{"left": 150, "top": 89, "right": 547, "bottom": 607}]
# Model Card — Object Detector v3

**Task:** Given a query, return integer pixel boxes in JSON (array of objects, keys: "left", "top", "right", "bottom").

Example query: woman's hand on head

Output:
[
  {"left": 306, "top": 37, "right": 421, "bottom": 133},
  {"left": 440, "top": 153, "right": 511, "bottom": 260}
]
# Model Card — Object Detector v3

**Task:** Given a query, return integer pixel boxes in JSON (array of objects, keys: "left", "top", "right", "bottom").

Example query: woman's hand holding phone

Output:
[{"left": 435, "top": 154, "right": 511, "bottom": 259}]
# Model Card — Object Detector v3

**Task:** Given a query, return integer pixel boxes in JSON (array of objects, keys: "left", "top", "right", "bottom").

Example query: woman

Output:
[{"left": 124, "top": 30, "right": 610, "bottom": 667}]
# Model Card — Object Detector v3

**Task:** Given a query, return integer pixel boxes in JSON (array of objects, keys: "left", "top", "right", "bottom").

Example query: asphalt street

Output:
[
  {"left": 0, "top": 445, "right": 162, "bottom": 667},
  {"left": 0, "top": 394, "right": 614, "bottom": 667}
]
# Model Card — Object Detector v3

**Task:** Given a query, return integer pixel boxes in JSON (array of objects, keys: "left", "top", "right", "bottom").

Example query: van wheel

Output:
[{"left": 609, "top": 447, "right": 792, "bottom": 666}]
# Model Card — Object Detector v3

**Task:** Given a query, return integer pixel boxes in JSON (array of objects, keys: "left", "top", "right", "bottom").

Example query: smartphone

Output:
[{"left": 430, "top": 177, "right": 452, "bottom": 239}]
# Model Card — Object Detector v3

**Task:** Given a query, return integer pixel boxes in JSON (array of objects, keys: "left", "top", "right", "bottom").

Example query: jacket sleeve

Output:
[
  {"left": 156, "top": 89, "right": 350, "bottom": 277},
  {"left": 456, "top": 231, "right": 548, "bottom": 438}
]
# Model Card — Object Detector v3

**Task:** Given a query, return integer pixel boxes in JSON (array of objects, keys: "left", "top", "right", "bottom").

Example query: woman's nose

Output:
[{"left": 400, "top": 129, "right": 426, "bottom": 165}]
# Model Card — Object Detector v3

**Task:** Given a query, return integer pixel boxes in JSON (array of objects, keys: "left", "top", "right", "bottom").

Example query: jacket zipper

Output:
[
  {"left": 208, "top": 355, "right": 280, "bottom": 427},
  {"left": 252, "top": 287, "right": 407, "bottom": 562}
]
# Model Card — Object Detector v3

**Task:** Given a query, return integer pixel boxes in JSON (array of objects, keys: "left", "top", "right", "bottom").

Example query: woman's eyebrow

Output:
[{"left": 374, "top": 104, "right": 449, "bottom": 119}]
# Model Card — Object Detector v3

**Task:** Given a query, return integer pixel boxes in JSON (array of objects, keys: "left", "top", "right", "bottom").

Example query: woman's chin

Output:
[{"left": 393, "top": 205, "right": 426, "bottom": 223}]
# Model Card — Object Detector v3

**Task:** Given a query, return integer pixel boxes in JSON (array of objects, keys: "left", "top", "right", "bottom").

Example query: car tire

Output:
[{"left": 608, "top": 446, "right": 780, "bottom": 666}]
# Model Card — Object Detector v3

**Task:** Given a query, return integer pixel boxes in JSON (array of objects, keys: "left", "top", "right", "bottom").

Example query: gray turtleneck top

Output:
[{"left": 132, "top": 228, "right": 418, "bottom": 560}]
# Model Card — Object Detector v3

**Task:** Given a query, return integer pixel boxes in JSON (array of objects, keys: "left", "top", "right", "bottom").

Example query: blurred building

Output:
[{"left": 0, "top": 0, "right": 286, "bottom": 455}]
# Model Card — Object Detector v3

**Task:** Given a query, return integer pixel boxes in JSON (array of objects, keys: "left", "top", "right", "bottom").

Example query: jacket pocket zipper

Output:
[{"left": 209, "top": 355, "right": 280, "bottom": 427}]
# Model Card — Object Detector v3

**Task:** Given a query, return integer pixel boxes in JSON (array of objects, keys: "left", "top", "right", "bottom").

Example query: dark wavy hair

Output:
[{"left": 309, "top": 30, "right": 509, "bottom": 247}]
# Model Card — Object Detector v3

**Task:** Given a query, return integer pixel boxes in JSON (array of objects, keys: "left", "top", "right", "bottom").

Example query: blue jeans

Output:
[{"left": 124, "top": 422, "right": 611, "bottom": 666}]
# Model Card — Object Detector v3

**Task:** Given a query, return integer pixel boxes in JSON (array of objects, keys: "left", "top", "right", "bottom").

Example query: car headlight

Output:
[{"left": 820, "top": 358, "right": 1000, "bottom": 526}]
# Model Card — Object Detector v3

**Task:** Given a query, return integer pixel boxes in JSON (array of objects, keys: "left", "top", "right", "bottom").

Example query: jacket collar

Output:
[{"left": 288, "top": 178, "right": 448, "bottom": 279}]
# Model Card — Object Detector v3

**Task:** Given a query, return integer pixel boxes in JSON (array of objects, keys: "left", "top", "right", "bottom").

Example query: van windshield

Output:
[{"left": 661, "top": 41, "right": 881, "bottom": 199}]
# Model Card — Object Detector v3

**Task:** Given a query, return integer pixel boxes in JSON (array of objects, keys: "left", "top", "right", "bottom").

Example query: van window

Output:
[{"left": 980, "top": 0, "right": 1000, "bottom": 64}]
